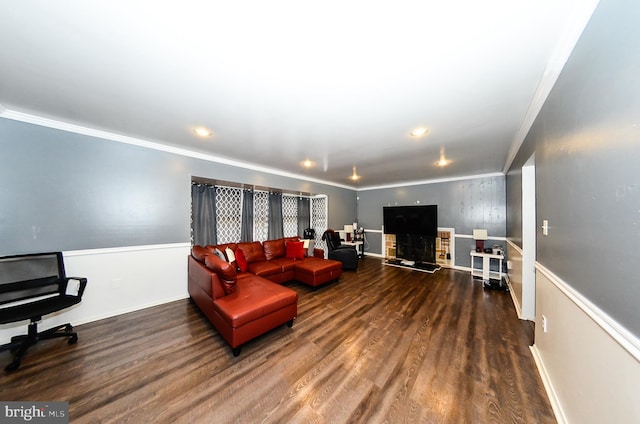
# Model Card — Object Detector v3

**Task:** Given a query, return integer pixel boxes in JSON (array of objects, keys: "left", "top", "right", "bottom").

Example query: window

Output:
[
  {"left": 191, "top": 178, "right": 324, "bottom": 245},
  {"left": 253, "top": 191, "right": 269, "bottom": 242},
  {"left": 311, "top": 195, "right": 328, "bottom": 250},
  {"left": 215, "top": 186, "right": 242, "bottom": 244},
  {"left": 282, "top": 195, "right": 298, "bottom": 238}
]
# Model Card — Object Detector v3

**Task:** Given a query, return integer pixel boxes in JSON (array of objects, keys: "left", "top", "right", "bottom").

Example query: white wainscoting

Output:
[
  {"left": 532, "top": 264, "right": 640, "bottom": 423},
  {"left": 0, "top": 243, "right": 191, "bottom": 344},
  {"left": 505, "top": 240, "right": 525, "bottom": 319}
]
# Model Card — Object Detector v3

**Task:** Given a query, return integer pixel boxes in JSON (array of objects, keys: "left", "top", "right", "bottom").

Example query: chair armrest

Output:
[
  {"left": 329, "top": 248, "right": 357, "bottom": 258},
  {"left": 335, "top": 245, "right": 356, "bottom": 251},
  {"left": 63, "top": 277, "right": 88, "bottom": 297}
]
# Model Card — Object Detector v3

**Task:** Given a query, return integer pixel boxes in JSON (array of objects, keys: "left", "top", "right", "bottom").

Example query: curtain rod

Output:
[{"left": 191, "top": 176, "right": 314, "bottom": 197}]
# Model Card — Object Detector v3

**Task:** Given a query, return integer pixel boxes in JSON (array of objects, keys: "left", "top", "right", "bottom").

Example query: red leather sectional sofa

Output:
[{"left": 188, "top": 237, "right": 342, "bottom": 355}]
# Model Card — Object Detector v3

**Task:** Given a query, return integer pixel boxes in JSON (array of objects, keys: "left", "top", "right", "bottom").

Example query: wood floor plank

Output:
[{"left": 0, "top": 257, "right": 556, "bottom": 423}]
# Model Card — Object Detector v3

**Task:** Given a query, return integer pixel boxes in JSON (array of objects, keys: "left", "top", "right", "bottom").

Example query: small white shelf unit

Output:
[{"left": 470, "top": 250, "right": 504, "bottom": 282}]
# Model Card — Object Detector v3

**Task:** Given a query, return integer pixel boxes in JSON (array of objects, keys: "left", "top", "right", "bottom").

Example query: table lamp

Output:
[{"left": 473, "top": 229, "right": 488, "bottom": 252}]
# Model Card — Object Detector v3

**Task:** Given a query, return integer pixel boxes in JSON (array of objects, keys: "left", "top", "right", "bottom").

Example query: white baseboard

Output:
[
  {"left": 530, "top": 344, "right": 567, "bottom": 424},
  {"left": 503, "top": 274, "right": 527, "bottom": 320},
  {"left": 73, "top": 294, "right": 190, "bottom": 328}
]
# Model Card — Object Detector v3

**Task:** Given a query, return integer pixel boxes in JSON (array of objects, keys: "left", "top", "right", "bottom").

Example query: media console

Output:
[
  {"left": 384, "top": 258, "right": 441, "bottom": 274},
  {"left": 395, "top": 234, "right": 436, "bottom": 262},
  {"left": 382, "top": 204, "right": 439, "bottom": 273}
]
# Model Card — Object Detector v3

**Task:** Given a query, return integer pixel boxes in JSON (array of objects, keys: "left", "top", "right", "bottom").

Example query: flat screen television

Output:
[{"left": 383, "top": 205, "right": 438, "bottom": 236}]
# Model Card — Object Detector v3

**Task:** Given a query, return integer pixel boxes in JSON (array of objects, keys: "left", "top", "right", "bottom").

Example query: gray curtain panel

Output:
[
  {"left": 297, "top": 197, "right": 310, "bottom": 238},
  {"left": 268, "top": 192, "right": 284, "bottom": 240},
  {"left": 240, "top": 189, "right": 254, "bottom": 242},
  {"left": 191, "top": 183, "right": 217, "bottom": 246}
]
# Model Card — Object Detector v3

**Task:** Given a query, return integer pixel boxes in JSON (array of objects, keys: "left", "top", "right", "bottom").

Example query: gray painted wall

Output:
[
  {"left": 357, "top": 175, "right": 506, "bottom": 267},
  {"left": 0, "top": 118, "right": 356, "bottom": 255},
  {"left": 506, "top": 0, "right": 640, "bottom": 336},
  {"left": 505, "top": 168, "right": 523, "bottom": 247}
]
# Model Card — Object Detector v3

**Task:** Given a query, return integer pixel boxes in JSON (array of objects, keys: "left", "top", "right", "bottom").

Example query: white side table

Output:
[
  {"left": 343, "top": 241, "right": 364, "bottom": 258},
  {"left": 470, "top": 250, "right": 504, "bottom": 282}
]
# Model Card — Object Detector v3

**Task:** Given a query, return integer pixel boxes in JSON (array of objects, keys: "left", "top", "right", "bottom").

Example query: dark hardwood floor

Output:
[{"left": 0, "top": 257, "right": 555, "bottom": 423}]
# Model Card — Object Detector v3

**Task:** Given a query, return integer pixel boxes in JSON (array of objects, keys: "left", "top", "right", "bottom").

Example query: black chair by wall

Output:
[
  {"left": 322, "top": 229, "right": 358, "bottom": 270},
  {"left": 0, "top": 252, "right": 87, "bottom": 372}
]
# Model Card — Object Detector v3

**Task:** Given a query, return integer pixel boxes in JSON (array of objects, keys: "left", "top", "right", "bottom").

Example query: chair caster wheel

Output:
[
  {"left": 5, "top": 360, "right": 20, "bottom": 372},
  {"left": 68, "top": 335, "right": 78, "bottom": 345}
]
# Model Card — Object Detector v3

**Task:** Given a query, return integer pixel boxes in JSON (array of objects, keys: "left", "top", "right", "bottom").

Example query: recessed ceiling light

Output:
[
  {"left": 193, "top": 127, "right": 212, "bottom": 137},
  {"left": 435, "top": 147, "right": 449, "bottom": 166},
  {"left": 302, "top": 159, "right": 314, "bottom": 168},
  {"left": 350, "top": 166, "right": 361, "bottom": 181},
  {"left": 410, "top": 127, "right": 429, "bottom": 137}
]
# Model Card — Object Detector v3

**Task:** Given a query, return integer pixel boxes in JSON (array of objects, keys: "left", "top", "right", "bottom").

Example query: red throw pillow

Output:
[
  {"left": 235, "top": 248, "right": 248, "bottom": 272},
  {"left": 285, "top": 241, "right": 305, "bottom": 260}
]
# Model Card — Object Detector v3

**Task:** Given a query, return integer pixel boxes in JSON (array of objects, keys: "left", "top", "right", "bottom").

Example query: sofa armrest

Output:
[{"left": 188, "top": 256, "right": 226, "bottom": 300}]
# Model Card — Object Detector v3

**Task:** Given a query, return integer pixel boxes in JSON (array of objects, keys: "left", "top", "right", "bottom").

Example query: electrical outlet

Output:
[{"left": 542, "top": 315, "right": 548, "bottom": 333}]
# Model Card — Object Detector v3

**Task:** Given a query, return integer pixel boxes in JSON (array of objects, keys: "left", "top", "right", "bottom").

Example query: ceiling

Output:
[{"left": 0, "top": 1, "right": 596, "bottom": 189}]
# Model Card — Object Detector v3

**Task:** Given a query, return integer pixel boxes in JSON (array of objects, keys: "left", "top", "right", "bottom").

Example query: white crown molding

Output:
[
  {"left": 535, "top": 260, "right": 640, "bottom": 362},
  {"left": 2, "top": 107, "right": 509, "bottom": 192},
  {"left": 0, "top": 108, "right": 357, "bottom": 191},
  {"left": 502, "top": 0, "right": 600, "bottom": 173},
  {"left": 358, "top": 172, "right": 505, "bottom": 192}
]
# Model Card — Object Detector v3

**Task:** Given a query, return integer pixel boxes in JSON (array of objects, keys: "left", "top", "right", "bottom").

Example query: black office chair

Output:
[
  {"left": 322, "top": 229, "right": 359, "bottom": 270},
  {"left": 0, "top": 252, "right": 87, "bottom": 372}
]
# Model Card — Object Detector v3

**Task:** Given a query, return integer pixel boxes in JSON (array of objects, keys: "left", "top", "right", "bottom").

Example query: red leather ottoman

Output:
[
  {"left": 213, "top": 276, "right": 298, "bottom": 355},
  {"left": 294, "top": 258, "right": 342, "bottom": 288}
]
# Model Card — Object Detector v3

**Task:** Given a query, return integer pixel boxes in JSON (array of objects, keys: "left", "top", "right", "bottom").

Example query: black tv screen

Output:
[{"left": 383, "top": 205, "right": 438, "bottom": 236}]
